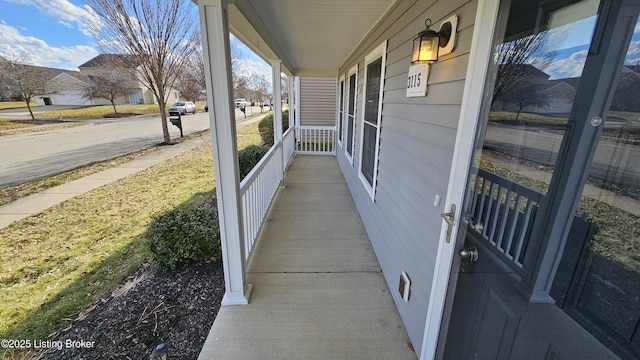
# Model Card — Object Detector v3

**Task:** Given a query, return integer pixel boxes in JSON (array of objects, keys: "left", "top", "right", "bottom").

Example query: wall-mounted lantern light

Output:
[
  {"left": 411, "top": 16, "right": 457, "bottom": 64},
  {"left": 407, "top": 15, "right": 457, "bottom": 98}
]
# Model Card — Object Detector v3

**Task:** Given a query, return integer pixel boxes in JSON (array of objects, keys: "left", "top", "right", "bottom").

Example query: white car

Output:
[
  {"left": 235, "top": 98, "right": 246, "bottom": 108},
  {"left": 168, "top": 101, "right": 196, "bottom": 115}
]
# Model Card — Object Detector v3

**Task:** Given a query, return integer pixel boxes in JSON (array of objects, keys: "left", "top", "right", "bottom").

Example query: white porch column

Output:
[
  {"left": 272, "top": 60, "right": 284, "bottom": 183},
  {"left": 198, "top": 0, "right": 251, "bottom": 306},
  {"left": 295, "top": 76, "right": 301, "bottom": 139},
  {"left": 288, "top": 76, "right": 295, "bottom": 130},
  {"left": 272, "top": 60, "right": 283, "bottom": 145}
]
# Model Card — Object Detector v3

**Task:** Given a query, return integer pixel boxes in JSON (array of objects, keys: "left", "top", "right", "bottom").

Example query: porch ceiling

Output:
[{"left": 229, "top": 0, "right": 398, "bottom": 77}]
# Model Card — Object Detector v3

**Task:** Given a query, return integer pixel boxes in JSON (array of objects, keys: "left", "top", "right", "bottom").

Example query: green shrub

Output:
[
  {"left": 258, "top": 110, "right": 289, "bottom": 146},
  {"left": 238, "top": 144, "right": 269, "bottom": 180},
  {"left": 146, "top": 197, "right": 221, "bottom": 270}
]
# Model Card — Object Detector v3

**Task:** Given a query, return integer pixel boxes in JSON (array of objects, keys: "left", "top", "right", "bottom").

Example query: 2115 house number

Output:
[
  {"left": 406, "top": 64, "right": 428, "bottom": 97},
  {"left": 407, "top": 73, "right": 422, "bottom": 88}
]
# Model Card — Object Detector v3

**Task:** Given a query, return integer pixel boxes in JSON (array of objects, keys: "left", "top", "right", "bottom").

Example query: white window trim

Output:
[
  {"left": 345, "top": 64, "right": 358, "bottom": 165},
  {"left": 337, "top": 74, "right": 346, "bottom": 147},
  {"left": 358, "top": 40, "right": 387, "bottom": 201}
]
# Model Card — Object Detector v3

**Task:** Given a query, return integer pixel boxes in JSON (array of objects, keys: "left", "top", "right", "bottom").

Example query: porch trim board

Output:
[{"left": 421, "top": 0, "right": 501, "bottom": 358}]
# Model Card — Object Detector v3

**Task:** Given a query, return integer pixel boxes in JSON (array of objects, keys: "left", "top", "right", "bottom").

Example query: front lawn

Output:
[
  {"left": 0, "top": 122, "right": 261, "bottom": 349},
  {"left": 0, "top": 101, "right": 37, "bottom": 110},
  {"left": 37, "top": 104, "right": 165, "bottom": 119}
]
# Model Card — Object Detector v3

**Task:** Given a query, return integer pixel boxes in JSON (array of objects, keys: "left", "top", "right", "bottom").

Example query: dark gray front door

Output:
[{"left": 440, "top": 0, "right": 640, "bottom": 359}]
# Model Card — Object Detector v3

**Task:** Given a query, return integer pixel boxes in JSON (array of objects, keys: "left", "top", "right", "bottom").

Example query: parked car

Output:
[
  {"left": 168, "top": 101, "right": 196, "bottom": 115},
  {"left": 262, "top": 100, "right": 270, "bottom": 108},
  {"left": 204, "top": 103, "right": 208, "bottom": 112},
  {"left": 235, "top": 98, "right": 246, "bottom": 108}
]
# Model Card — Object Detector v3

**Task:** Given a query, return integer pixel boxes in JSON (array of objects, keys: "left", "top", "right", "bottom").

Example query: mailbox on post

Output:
[{"left": 168, "top": 112, "right": 183, "bottom": 138}]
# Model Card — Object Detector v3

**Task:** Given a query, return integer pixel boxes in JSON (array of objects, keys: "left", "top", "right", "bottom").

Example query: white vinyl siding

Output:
[
  {"left": 298, "top": 77, "right": 337, "bottom": 126},
  {"left": 358, "top": 41, "right": 387, "bottom": 200}
]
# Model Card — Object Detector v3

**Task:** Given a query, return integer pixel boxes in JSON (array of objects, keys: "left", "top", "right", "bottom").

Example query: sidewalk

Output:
[
  {"left": 0, "top": 136, "right": 209, "bottom": 229},
  {"left": 0, "top": 112, "right": 271, "bottom": 230}
]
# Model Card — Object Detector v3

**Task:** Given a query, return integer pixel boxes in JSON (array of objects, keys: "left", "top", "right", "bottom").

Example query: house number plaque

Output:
[{"left": 406, "top": 63, "right": 429, "bottom": 97}]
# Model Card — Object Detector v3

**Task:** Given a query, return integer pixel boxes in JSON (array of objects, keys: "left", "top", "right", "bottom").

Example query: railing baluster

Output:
[
  {"left": 471, "top": 168, "right": 545, "bottom": 273},
  {"left": 504, "top": 194, "right": 524, "bottom": 260}
]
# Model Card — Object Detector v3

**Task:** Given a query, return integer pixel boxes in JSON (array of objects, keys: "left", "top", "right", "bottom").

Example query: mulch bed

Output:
[
  {"left": 41, "top": 260, "right": 225, "bottom": 360},
  {"left": 103, "top": 113, "right": 141, "bottom": 118}
]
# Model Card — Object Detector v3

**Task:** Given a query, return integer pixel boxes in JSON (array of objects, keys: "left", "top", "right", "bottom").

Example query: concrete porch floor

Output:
[{"left": 198, "top": 155, "right": 417, "bottom": 359}]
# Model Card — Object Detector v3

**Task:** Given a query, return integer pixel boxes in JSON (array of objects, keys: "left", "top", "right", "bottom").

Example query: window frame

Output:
[
  {"left": 345, "top": 65, "right": 358, "bottom": 165},
  {"left": 358, "top": 41, "right": 387, "bottom": 200},
  {"left": 337, "top": 75, "right": 346, "bottom": 147}
]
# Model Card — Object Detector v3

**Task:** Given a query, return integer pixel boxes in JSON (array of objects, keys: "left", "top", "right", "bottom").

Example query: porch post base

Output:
[
  {"left": 529, "top": 291, "right": 556, "bottom": 304},
  {"left": 221, "top": 284, "right": 253, "bottom": 306}
]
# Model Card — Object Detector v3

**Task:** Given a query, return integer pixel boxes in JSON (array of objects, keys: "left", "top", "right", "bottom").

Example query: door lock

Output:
[
  {"left": 459, "top": 246, "right": 479, "bottom": 262},
  {"left": 463, "top": 214, "right": 484, "bottom": 233}
]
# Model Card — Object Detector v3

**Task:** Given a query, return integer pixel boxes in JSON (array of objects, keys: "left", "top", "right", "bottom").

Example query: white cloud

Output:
[
  {"left": 5, "top": 0, "right": 101, "bottom": 36},
  {"left": 542, "top": 49, "right": 588, "bottom": 79},
  {"left": 235, "top": 58, "right": 272, "bottom": 83},
  {"left": 0, "top": 24, "right": 98, "bottom": 70},
  {"left": 58, "top": 20, "right": 74, "bottom": 29}
]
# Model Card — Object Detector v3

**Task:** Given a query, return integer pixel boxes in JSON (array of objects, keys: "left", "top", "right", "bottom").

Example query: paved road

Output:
[
  {"left": 484, "top": 123, "right": 640, "bottom": 187},
  {"left": 0, "top": 112, "right": 211, "bottom": 188}
]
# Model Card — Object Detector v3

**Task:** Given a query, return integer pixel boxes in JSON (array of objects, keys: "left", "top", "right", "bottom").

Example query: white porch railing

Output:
[
  {"left": 467, "top": 168, "right": 545, "bottom": 273},
  {"left": 240, "top": 141, "right": 286, "bottom": 261},
  {"left": 238, "top": 125, "right": 329, "bottom": 264},
  {"left": 296, "top": 125, "right": 336, "bottom": 155},
  {"left": 283, "top": 127, "right": 295, "bottom": 166}
]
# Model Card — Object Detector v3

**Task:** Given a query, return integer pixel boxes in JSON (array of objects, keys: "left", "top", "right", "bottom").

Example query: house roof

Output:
[
  {"left": 49, "top": 71, "right": 92, "bottom": 85},
  {"left": 219, "top": 0, "right": 398, "bottom": 76},
  {"left": 498, "top": 64, "right": 550, "bottom": 80},
  {"left": 78, "top": 54, "right": 141, "bottom": 69},
  {"left": 540, "top": 81, "right": 576, "bottom": 98}
]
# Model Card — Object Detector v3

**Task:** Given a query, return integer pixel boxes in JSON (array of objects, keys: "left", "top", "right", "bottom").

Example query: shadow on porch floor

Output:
[{"left": 198, "top": 155, "right": 416, "bottom": 359}]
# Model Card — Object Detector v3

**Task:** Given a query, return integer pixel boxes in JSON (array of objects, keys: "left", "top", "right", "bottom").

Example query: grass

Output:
[
  {"left": 37, "top": 104, "right": 165, "bottom": 119},
  {"left": 0, "top": 122, "right": 261, "bottom": 350},
  {"left": 0, "top": 102, "right": 37, "bottom": 110},
  {"left": 0, "top": 119, "right": 85, "bottom": 134},
  {"left": 489, "top": 111, "right": 568, "bottom": 127}
]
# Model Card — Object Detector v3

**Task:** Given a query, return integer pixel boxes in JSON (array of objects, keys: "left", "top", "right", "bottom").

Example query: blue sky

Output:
[{"left": 0, "top": 0, "right": 271, "bottom": 79}]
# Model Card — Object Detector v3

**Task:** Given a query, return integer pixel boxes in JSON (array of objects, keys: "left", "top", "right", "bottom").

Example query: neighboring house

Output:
[
  {"left": 77, "top": 54, "right": 179, "bottom": 105},
  {"left": 538, "top": 80, "right": 578, "bottom": 114},
  {"left": 197, "top": 0, "right": 640, "bottom": 359},
  {"left": 611, "top": 66, "right": 640, "bottom": 111},
  {"left": 0, "top": 58, "right": 82, "bottom": 105},
  {"left": 44, "top": 72, "right": 93, "bottom": 106}
]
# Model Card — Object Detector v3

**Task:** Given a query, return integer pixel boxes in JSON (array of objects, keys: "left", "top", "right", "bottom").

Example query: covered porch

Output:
[{"left": 198, "top": 155, "right": 416, "bottom": 359}]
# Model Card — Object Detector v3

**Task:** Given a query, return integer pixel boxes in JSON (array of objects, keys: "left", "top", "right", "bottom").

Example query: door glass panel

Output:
[
  {"left": 485, "top": 0, "right": 599, "bottom": 194},
  {"left": 554, "top": 16, "right": 640, "bottom": 359}
]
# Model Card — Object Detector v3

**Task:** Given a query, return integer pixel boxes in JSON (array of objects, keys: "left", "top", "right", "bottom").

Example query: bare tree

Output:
[
  {"left": 492, "top": 31, "right": 558, "bottom": 104},
  {"left": 83, "top": 0, "right": 200, "bottom": 144},
  {"left": 0, "top": 54, "right": 50, "bottom": 120},
  {"left": 502, "top": 83, "right": 550, "bottom": 123},
  {"left": 174, "top": 53, "right": 206, "bottom": 102},
  {"left": 83, "top": 74, "right": 130, "bottom": 113}
]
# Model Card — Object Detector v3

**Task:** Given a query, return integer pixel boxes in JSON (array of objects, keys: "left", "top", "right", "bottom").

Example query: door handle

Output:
[
  {"left": 441, "top": 204, "right": 457, "bottom": 243},
  {"left": 459, "top": 246, "right": 479, "bottom": 262}
]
